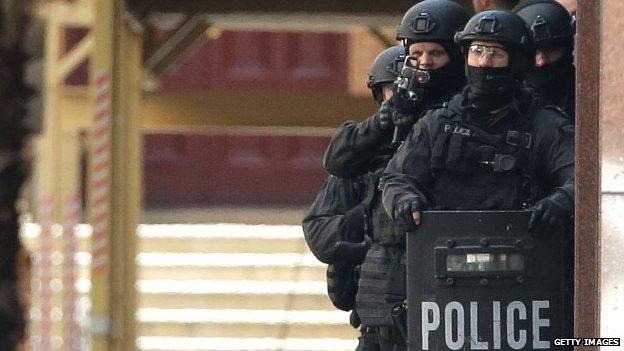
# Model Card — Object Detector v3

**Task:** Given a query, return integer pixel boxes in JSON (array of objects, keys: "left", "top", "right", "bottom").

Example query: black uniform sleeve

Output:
[
  {"left": 534, "top": 109, "right": 576, "bottom": 197},
  {"left": 302, "top": 175, "right": 367, "bottom": 264},
  {"left": 323, "top": 115, "right": 391, "bottom": 178},
  {"left": 381, "top": 115, "right": 435, "bottom": 220}
]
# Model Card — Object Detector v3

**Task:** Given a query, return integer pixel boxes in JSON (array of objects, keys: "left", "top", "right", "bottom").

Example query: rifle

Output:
[{"left": 390, "top": 56, "right": 430, "bottom": 149}]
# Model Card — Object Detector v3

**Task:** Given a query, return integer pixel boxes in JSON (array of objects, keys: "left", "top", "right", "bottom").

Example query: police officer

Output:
[
  {"left": 323, "top": 0, "right": 469, "bottom": 179},
  {"left": 303, "top": 45, "right": 405, "bottom": 351},
  {"left": 514, "top": 0, "right": 576, "bottom": 119},
  {"left": 514, "top": 2, "right": 576, "bottom": 333},
  {"left": 303, "top": 45, "right": 404, "bottom": 266},
  {"left": 321, "top": 1, "right": 470, "bottom": 350},
  {"left": 381, "top": 10, "right": 575, "bottom": 237}
]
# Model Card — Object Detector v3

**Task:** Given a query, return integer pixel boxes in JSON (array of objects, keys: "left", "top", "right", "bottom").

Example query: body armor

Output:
[{"left": 425, "top": 90, "right": 542, "bottom": 210}]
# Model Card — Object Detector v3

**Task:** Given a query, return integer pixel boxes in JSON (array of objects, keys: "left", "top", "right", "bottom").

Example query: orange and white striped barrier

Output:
[
  {"left": 92, "top": 71, "right": 110, "bottom": 272},
  {"left": 18, "top": 246, "right": 32, "bottom": 351},
  {"left": 38, "top": 196, "right": 54, "bottom": 351},
  {"left": 63, "top": 194, "right": 81, "bottom": 351}
]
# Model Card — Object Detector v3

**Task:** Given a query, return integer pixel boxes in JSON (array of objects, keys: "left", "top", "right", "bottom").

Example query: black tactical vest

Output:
[
  {"left": 427, "top": 94, "right": 541, "bottom": 210},
  {"left": 356, "top": 180, "right": 409, "bottom": 327}
]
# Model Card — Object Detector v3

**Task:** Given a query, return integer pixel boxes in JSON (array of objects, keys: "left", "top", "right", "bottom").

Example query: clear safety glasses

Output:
[{"left": 468, "top": 44, "right": 509, "bottom": 60}]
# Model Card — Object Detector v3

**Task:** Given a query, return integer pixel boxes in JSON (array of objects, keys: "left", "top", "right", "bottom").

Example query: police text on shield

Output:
[{"left": 421, "top": 300, "right": 550, "bottom": 350}]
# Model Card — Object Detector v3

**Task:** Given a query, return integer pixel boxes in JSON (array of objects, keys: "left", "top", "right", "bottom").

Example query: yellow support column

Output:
[
  {"left": 32, "top": 1, "right": 96, "bottom": 349},
  {"left": 90, "top": 0, "right": 141, "bottom": 350},
  {"left": 109, "top": 7, "right": 142, "bottom": 351},
  {"left": 89, "top": 0, "right": 114, "bottom": 349}
]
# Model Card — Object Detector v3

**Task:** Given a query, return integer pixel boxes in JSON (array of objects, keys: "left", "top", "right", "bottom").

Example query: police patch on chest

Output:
[{"left": 444, "top": 124, "right": 471, "bottom": 136}]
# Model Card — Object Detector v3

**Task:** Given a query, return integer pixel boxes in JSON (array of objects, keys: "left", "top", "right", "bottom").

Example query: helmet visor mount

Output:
[
  {"left": 410, "top": 12, "right": 437, "bottom": 34},
  {"left": 531, "top": 15, "right": 551, "bottom": 42},
  {"left": 474, "top": 15, "right": 499, "bottom": 35}
]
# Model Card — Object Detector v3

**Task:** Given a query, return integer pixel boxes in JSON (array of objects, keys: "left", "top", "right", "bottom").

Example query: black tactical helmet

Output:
[
  {"left": 455, "top": 10, "right": 535, "bottom": 79},
  {"left": 396, "top": 0, "right": 470, "bottom": 44},
  {"left": 367, "top": 45, "right": 404, "bottom": 103},
  {"left": 513, "top": 0, "right": 574, "bottom": 49}
]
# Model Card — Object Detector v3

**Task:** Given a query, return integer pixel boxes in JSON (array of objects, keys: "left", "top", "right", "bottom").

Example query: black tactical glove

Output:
[
  {"left": 529, "top": 189, "right": 574, "bottom": 236},
  {"left": 392, "top": 110, "right": 415, "bottom": 129},
  {"left": 389, "top": 94, "right": 418, "bottom": 129},
  {"left": 374, "top": 99, "right": 393, "bottom": 131},
  {"left": 393, "top": 197, "right": 427, "bottom": 231},
  {"left": 333, "top": 240, "right": 369, "bottom": 262}
]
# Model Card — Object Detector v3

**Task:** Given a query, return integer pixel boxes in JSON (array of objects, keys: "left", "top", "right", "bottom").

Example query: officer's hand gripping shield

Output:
[{"left": 406, "top": 211, "right": 572, "bottom": 351}]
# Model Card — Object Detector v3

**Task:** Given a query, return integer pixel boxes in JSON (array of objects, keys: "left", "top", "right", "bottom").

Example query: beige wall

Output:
[
  {"left": 141, "top": 90, "right": 378, "bottom": 129},
  {"left": 348, "top": 27, "right": 399, "bottom": 98},
  {"left": 600, "top": 0, "right": 624, "bottom": 338}
]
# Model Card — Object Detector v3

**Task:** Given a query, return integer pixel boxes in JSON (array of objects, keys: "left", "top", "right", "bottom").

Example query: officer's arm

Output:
[
  {"left": 302, "top": 176, "right": 368, "bottom": 264},
  {"left": 323, "top": 116, "right": 391, "bottom": 178},
  {"left": 539, "top": 114, "right": 575, "bottom": 195},
  {"left": 381, "top": 117, "right": 434, "bottom": 221},
  {"left": 528, "top": 114, "right": 576, "bottom": 233}
]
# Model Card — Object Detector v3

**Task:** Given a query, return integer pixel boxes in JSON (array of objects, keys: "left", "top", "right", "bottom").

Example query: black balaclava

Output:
[
  {"left": 465, "top": 45, "right": 518, "bottom": 112},
  {"left": 525, "top": 50, "right": 573, "bottom": 95}
]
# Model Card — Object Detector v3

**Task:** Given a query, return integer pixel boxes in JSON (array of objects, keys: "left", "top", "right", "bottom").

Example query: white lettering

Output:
[
  {"left": 445, "top": 301, "right": 465, "bottom": 350},
  {"left": 554, "top": 338, "right": 582, "bottom": 346},
  {"left": 507, "top": 301, "right": 527, "bottom": 350},
  {"left": 493, "top": 301, "right": 502, "bottom": 349},
  {"left": 532, "top": 300, "right": 550, "bottom": 349},
  {"left": 421, "top": 302, "right": 440, "bottom": 350},
  {"left": 419, "top": 300, "right": 551, "bottom": 350},
  {"left": 443, "top": 124, "right": 471, "bottom": 136},
  {"left": 458, "top": 126, "right": 471, "bottom": 136},
  {"left": 470, "top": 302, "right": 489, "bottom": 349}
]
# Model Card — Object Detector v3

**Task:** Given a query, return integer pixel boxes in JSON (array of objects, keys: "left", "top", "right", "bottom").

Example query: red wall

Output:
[
  {"left": 64, "top": 27, "right": 90, "bottom": 86},
  {"left": 161, "top": 30, "right": 348, "bottom": 92},
  {"left": 143, "top": 30, "right": 347, "bottom": 206},
  {"left": 144, "top": 132, "right": 330, "bottom": 207},
  {"left": 61, "top": 29, "right": 348, "bottom": 93}
]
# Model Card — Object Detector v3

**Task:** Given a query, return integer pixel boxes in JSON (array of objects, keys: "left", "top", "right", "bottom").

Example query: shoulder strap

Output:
[{"left": 360, "top": 173, "right": 379, "bottom": 213}]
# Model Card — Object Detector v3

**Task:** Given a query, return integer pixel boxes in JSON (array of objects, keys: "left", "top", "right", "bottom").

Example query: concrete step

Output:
[
  {"left": 138, "top": 224, "right": 308, "bottom": 254},
  {"left": 23, "top": 221, "right": 357, "bottom": 351},
  {"left": 137, "top": 253, "right": 325, "bottom": 282},
  {"left": 138, "top": 280, "right": 334, "bottom": 310},
  {"left": 139, "top": 264, "right": 325, "bottom": 281},
  {"left": 29, "top": 252, "right": 326, "bottom": 282},
  {"left": 30, "top": 279, "right": 337, "bottom": 312},
  {"left": 137, "top": 252, "right": 323, "bottom": 268},
  {"left": 22, "top": 223, "right": 311, "bottom": 254},
  {"left": 137, "top": 336, "right": 358, "bottom": 351},
  {"left": 137, "top": 309, "right": 358, "bottom": 340},
  {"left": 140, "top": 292, "right": 333, "bottom": 310},
  {"left": 35, "top": 251, "right": 327, "bottom": 282},
  {"left": 140, "top": 237, "right": 308, "bottom": 254}
]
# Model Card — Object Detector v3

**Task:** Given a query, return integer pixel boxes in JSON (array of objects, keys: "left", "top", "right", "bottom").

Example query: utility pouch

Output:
[
  {"left": 384, "top": 262, "right": 407, "bottom": 303},
  {"left": 326, "top": 262, "right": 361, "bottom": 311}
]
